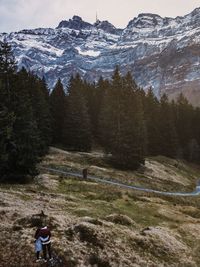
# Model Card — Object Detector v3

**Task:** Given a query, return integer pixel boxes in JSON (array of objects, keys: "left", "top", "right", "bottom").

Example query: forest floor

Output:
[{"left": 1, "top": 147, "right": 200, "bottom": 266}]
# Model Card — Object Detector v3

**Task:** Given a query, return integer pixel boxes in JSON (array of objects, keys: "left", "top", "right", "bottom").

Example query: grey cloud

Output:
[{"left": 0, "top": 0, "right": 200, "bottom": 33}]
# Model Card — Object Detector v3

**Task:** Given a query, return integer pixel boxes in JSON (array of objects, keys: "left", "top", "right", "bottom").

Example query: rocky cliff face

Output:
[{"left": 1, "top": 8, "right": 200, "bottom": 104}]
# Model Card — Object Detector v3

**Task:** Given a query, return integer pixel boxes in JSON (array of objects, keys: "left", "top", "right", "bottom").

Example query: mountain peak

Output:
[
  {"left": 57, "top": 16, "right": 92, "bottom": 30},
  {"left": 72, "top": 15, "right": 82, "bottom": 21},
  {"left": 138, "top": 13, "right": 162, "bottom": 18},
  {"left": 94, "top": 20, "right": 120, "bottom": 34},
  {"left": 190, "top": 6, "right": 200, "bottom": 16},
  {"left": 127, "top": 13, "right": 164, "bottom": 28}
]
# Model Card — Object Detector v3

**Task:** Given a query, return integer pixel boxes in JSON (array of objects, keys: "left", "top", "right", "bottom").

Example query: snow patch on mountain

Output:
[
  {"left": 1, "top": 8, "right": 200, "bottom": 104},
  {"left": 76, "top": 47, "right": 100, "bottom": 57},
  {"left": 15, "top": 38, "right": 64, "bottom": 57}
]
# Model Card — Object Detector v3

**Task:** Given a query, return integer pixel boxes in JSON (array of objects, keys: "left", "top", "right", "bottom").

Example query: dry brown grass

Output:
[{"left": 1, "top": 147, "right": 200, "bottom": 266}]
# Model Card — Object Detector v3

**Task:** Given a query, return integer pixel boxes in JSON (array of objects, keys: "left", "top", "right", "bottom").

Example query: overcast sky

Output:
[{"left": 0, "top": 0, "right": 200, "bottom": 33}]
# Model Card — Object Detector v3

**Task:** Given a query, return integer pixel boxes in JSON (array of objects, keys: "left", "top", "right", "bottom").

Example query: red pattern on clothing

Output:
[{"left": 35, "top": 227, "right": 51, "bottom": 239}]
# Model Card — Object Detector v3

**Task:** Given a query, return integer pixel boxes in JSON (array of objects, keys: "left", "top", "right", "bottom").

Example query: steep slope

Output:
[{"left": 1, "top": 8, "right": 200, "bottom": 103}]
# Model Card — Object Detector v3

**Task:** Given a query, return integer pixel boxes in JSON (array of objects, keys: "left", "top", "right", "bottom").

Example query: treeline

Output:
[
  {"left": 1, "top": 41, "right": 200, "bottom": 182},
  {"left": 51, "top": 67, "right": 200, "bottom": 169},
  {"left": 0, "top": 42, "right": 51, "bottom": 181}
]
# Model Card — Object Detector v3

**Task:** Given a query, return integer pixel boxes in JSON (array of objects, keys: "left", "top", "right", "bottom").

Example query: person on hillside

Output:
[
  {"left": 34, "top": 228, "right": 42, "bottom": 262},
  {"left": 82, "top": 168, "right": 88, "bottom": 179},
  {"left": 36, "top": 226, "right": 52, "bottom": 262}
]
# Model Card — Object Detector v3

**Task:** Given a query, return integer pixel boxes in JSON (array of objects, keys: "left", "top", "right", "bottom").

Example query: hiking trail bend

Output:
[{"left": 40, "top": 167, "right": 200, "bottom": 197}]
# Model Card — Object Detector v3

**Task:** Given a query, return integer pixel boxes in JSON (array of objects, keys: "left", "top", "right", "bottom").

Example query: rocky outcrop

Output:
[{"left": 57, "top": 16, "right": 93, "bottom": 30}]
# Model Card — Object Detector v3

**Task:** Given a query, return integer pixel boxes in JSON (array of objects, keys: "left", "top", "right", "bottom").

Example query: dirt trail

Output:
[{"left": 40, "top": 166, "right": 200, "bottom": 196}]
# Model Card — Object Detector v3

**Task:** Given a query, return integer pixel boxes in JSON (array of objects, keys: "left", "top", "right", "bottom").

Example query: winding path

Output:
[{"left": 40, "top": 167, "right": 200, "bottom": 197}]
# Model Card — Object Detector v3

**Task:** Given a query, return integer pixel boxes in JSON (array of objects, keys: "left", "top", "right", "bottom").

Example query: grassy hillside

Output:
[{"left": 1, "top": 147, "right": 200, "bottom": 266}]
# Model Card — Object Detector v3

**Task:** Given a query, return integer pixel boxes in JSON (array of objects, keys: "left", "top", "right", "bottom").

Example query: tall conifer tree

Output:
[
  {"left": 50, "top": 78, "right": 65, "bottom": 144},
  {"left": 94, "top": 77, "right": 110, "bottom": 140},
  {"left": 0, "top": 41, "right": 16, "bottom": 177},
  {"left": 63, "top": 74, "right": 92, "bottom": 151},
  {"left": 10, "top": 70, "right": 40, "bottom": 177},
  {"left": 144, "top": 88, "right": 160, "bottom": 156},
  {"left": 158, "top": 94, "right": 178, "bottom": 158},
  {"left": 28, "top": 73, "right": 51, "bottom": 155},
  {"left": 175, "top": 93, "right": 194, "bottom": 159},
  {"left": 0, "top": 42, "right": 41, "bottom": 180},
  {"left": 100, "top": 68, "right": 146, "bottom": 169}
]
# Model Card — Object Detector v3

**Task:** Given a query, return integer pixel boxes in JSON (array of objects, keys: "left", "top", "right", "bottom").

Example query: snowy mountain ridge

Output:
[{"left": 1, "top": 8, "right": 200, "bottom": 104}]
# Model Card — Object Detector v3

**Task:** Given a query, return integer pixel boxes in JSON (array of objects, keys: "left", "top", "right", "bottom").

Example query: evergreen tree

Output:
[
  {"left": 144, "top": 88, "right": 160, "bottom": 156},
  {"left": 0, "top": 41, "right": 53, "bottom": 181},
  {"left": 100, "top": 68, "right": 146, "bottom": 169},
  {"left": 50, "top": 78, "right": 65, "bottom": 144},
  {"left": 94, "top": 77, "right": 110, "bottom": 139},
  {"left": 0, "top": 42, "right": 41, "bottom": 180},
  {"left": 81, "top": 80, "right": 96, "bottom": 135},
  {"left": 0, "top": 81, "right": 15, "bottom": 175},
  {"left": 0, "top": 41, "right": 16, "bottom": 177},
  {"left": 99, "top": 66, "right": 122, "bottom": 152},
  {"left": 41, "top": 76, "right": 50, "bottom": 101},
  {"left": 187, "top": 138, "right": 200, "bottom": 163},
  {"left": 174, "top": 93, "right": 194, "bottom": 159},
  {"left": 10, "top": 71, "right": 40, "bottom": 177},
  {"left": 120, "top": 72, "right": 146, "bottom": 168},
  {"left": 38, "top": 77, "right": 52, "bottom": 150},
  {"left": 158, "top": 94, "right": 178, "bottom": 158},
  {"left": 192, "top": 107, "right": 200, "bottom": 162},
  {"left": 28, "top": 73, "right": 51, "bottom": 155},
  {"left": 0, "top": 41, "right": 16, "bottom": 100},
  {"left": 63, "top": 74, "right": 92, "bottom": 151}
]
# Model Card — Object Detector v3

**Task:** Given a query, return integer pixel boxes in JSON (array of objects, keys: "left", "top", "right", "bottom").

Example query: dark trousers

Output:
[
  {"left": 42, "top": 242, "right": 51, "bottom": 260},
  {"left": 36, "top": 251, "right": 40, "bottom": 259}
]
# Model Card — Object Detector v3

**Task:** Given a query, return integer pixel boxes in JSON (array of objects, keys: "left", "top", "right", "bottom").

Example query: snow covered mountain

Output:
[{"left": 1, "top": 8, "right": 200, "bottom": 105}]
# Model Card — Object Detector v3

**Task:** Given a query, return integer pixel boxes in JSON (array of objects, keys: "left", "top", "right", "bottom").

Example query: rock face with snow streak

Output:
[{"left": 1, "top": 8, "right": 200, "bottom": 104}]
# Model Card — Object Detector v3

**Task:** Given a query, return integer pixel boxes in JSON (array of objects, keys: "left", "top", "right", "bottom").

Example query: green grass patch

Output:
[
  {"left": 112, "top": 197, "right": 172, "bottom": 227},
  {"left": 19, "top": 194, "right": 32, "bottom": 201}
]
